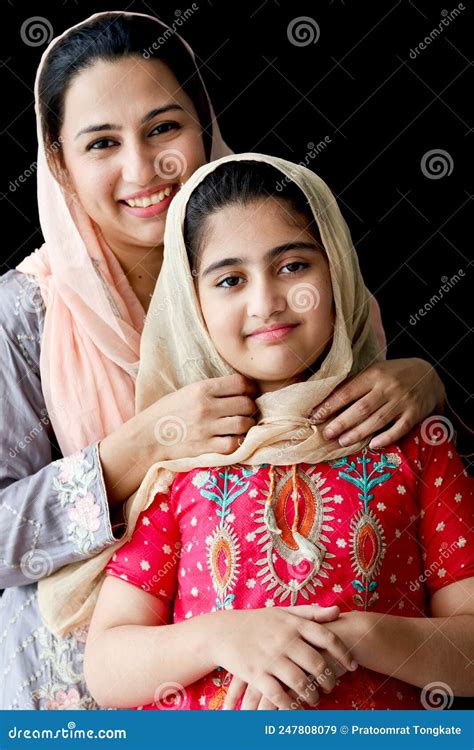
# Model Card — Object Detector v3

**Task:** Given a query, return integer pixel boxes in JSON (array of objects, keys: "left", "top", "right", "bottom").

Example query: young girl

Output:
[{"left": 84, "top": 154, "right": 474, "bottom": 711}]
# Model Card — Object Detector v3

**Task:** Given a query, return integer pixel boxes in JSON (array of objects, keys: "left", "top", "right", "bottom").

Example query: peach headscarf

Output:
[{"left": 17, "top": 11, "right": 232, "bottom": 456}]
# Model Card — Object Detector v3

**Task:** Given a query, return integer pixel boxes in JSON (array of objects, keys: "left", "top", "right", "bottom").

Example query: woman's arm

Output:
[
  {"left": 310, "top": 358, "right": 445, "bottom": 449},
  {"left": 326, "top": 578, "right": 474, "bottom": 696}
]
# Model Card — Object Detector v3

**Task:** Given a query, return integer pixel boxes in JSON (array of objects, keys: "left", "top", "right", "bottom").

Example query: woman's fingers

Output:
[
  {"left": 223, "top": 676, "right": 247, "bottom": 710},
  {"left": 300, "top": 621, "right": 357, "bottom": 674},
  {"left": 287, "top": 640, "right": 337, "bottom": 694},
  {"left": 369, "top": 415, "right": 415, "bottom": 450},
  {"left": 255, "top": 674, "right": 295, "bottom": 710},
  {"left": 257, "top": 695, "right": 279, "bottom": 710},
  {"left": 209, "top": 373, "right": 258, "bottom": 398},
  {"left": 321, "top": 391, "right": 385, "bottom": 443},
  {"left": 214, "top": 395, "right": 257, "bottom": 418},
  {"left": 213, "top": 415, "right": 256, "bottom": 436},
  {"left": 309, "top": 373, "right": 372, "bottom": 426}
]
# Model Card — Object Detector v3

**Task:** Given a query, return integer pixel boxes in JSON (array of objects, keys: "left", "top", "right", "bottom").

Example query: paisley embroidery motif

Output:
[
  {"left": 332, "top": 450, "right": 399, "bottom": 608},
  {"left": 254, "top": 465, "right": 335, "bottom": 604}
]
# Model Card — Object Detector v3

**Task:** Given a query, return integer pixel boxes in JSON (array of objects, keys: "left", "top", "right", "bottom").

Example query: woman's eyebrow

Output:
[
  {"left": 201, "top": 241, "right": 320, "bottom": 278},
  {"left": 74, "top": 104, "right": 184, "bottom": 140}
]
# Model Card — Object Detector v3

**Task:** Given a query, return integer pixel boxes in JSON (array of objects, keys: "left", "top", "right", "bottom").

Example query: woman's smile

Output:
[
  {"left": 245, "top": 322, "right": 300, "bottom": 342},
  {"left": 118, "top": 182, "right": 180, "bottom": 218}
]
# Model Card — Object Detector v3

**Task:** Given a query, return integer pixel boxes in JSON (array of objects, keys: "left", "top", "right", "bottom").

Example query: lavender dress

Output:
[{"left": 0, "top": 269, "right": 124, "bottom": 709}]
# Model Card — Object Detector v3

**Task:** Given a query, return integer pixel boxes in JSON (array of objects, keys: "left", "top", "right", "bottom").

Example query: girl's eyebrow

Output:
[
  {"left": 201, "top": 241, "right": 321, "bottom": 278},
  {"left": 74, "top": 104, "right": 184, "bottom": 139}
]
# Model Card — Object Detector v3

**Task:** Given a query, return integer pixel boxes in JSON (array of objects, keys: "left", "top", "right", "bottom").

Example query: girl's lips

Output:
[
  {"left": 118, "top": 184, "right": 179, "bottom": 218},
  {"left": 247, "top": 324, "right": 299, "bottom": 342}
]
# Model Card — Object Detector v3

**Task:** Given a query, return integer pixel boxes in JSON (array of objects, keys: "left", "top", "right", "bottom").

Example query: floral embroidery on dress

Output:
[
  {"left": 332, "top": 450, "right": 399, "bottom": 608},
  {"left": 254, "top": 465, "right": 335, "bottom": 605},
  {"left": 52, "top": 450, "right": 102, "bottom": 554},
  {"left": 31, "top": 625, "right": 100, "bottom": 710},
  {"left": 199, "top": 467, "right": 249, "bottom": 610}
]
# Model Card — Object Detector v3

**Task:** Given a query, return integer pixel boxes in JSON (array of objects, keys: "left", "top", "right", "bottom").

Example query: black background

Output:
[{"left": 1, "top": 0, "right": 472, "bottom": 428}]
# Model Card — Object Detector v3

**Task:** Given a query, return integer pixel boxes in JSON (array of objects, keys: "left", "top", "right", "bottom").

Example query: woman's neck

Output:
[{"left": 112, "top": 243, "right": 164, "bottom": 314}]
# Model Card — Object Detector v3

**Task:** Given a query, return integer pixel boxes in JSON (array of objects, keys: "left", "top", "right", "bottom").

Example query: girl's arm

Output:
[
  {"left": 310, "top": 358, "right": 445, "bottom": 449},
  {"left": 84, "top": 575, "right": 356, "bottom": 709},
  {"left": 326, "top": 577, "right": 474, "bottom": 696}
]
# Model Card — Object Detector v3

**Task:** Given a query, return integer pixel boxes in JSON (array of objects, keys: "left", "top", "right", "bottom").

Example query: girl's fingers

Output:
[
  {"left": 241, "top": 685, "right": 264, "bottom": 711},
  {"left": 309, "top": 374, "right": 372, "bottom": 425},
  {"left": 271, "top": 657, "right": 320, "bottom": 707},
  {"left": 209, "top": 373, "right": 257, "bottom": 398},
  {"left": 287, "top": 640, "right": 336, "bottom": 694},
  {"left": 300, "top": 622, "right": 357, "bottom": 674},
  {"left": 321, "top": 391, "right": 385, "bottom": 442},
  {"left": 213, "top": 415, "right": 256, "bottom": 436},
  {"left": 223, "top": 676, "right": 247, "bottom": 710},
  {"left": 369, "top": 415, "right": 415, "bottom": 450},
  {"left": 257, "top": 695, "right": 279, "bottom": 710},
  {"left": 213, "top": 395, "right": 257, "bottom": 418},
  {"left": 284, "top": 604, "right": 340, "bottom": 622},
  {"left": 256, "top": 674, "right": 295, "bottom": 710}
]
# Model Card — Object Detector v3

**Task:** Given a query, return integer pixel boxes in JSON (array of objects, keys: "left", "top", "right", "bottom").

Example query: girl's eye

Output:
[
  {"left": 87, "top": 138, "right": 117, "bottom": 151},
  {"left": 280, "top": 261, "right": 309, "bottom": 274},
  {"left": 149, "top": 122, "right": 181, "bottom": 137},
  {"left": 216, "top": 275, "right": 244, "bottom": 289}
]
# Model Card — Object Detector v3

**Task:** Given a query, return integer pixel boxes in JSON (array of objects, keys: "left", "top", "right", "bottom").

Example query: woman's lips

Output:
[
  {"left": 118, "top": 184, "right": 179, "bottom": 218},
  {"left": 247, "top": 324, "right": 299, "bottom": 342}
]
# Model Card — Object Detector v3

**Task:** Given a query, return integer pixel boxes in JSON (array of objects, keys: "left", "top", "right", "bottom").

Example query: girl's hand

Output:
[
  {"left": 309, "top": 358, "right": 445, "bottom": 450},
  {"left": 218, "top": 605, "right": 357, "bottom": 710},
  {"left": 145, "top": 373, "right": 258, "bottom": 460}
]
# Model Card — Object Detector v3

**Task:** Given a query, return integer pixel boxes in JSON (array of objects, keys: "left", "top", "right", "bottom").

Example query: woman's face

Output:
[
  {"left": 60, "top": 56, "right": 207, "bottom": 255},
  {"left": 196, "top": 198, "right": 335, "bottom": 394}
]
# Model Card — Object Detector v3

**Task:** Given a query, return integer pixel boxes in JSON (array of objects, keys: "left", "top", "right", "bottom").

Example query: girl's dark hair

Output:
[
  {"left": 184, "top": 160, "right": 320, "bottom": 271},
  {"left": 39, "top": 14, "right": 212, "bottom": 171}
]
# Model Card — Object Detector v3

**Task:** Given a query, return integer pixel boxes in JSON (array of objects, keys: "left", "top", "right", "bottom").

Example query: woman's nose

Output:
[{"left": 121, "top": 142, "right": 157, "bottom": 186}]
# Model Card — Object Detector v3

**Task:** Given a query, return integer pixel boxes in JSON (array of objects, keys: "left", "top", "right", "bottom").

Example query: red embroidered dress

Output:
[{"left": 106, "top": 426, "right": 474, "bottom": 710}]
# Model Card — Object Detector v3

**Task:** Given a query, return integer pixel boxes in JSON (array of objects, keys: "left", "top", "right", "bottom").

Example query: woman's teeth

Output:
[{"left": 124, "top": 185, "right": 173, "bottom": 208}]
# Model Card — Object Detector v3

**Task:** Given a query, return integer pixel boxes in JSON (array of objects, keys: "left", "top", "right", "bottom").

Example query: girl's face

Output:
[
  {"left": 60, "top": 56, "right": 207, "bottom": 255},
  {"left": 197, "top": 199, "right": 335, "bottom": 394}
]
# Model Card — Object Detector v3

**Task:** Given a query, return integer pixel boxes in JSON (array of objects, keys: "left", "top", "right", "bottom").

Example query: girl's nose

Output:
[
  {"left": 121, "top": 142, "right": 157, "bottom": 186},
  {"left": 247, "top": 278, "right": 287, "bottom": 320}
]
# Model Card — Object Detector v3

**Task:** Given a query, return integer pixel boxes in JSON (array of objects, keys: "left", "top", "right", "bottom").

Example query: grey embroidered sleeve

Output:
[{"left": 0, "top": 270, "right": 118, "bottom": 589}]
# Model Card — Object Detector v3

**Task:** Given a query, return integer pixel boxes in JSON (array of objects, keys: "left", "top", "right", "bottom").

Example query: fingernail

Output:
[
  {"left": 323, "top": 428, "right": 335, "bottom": 439},
  {"left": 338, "top": 436, "right": 351, "bottom": 447},
  {"left": 351, "top": 661, "right": 358, "bottom": 671},
  {"left": 369, "top": 439, "right": 380, "bottom": 450}
]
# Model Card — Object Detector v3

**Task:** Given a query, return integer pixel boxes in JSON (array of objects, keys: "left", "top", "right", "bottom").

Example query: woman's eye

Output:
[
  {"left": 149, "top": 122, "right": 181, "bottom": 137},
  {"left": 216, "top": 275, "right": 244, "bottom": 289},
  {"left": 280, "top": 261, "right": 309, "bottom": 274},
  {"left": 87, "top": 138, "right": 117, "bottom": 151}
]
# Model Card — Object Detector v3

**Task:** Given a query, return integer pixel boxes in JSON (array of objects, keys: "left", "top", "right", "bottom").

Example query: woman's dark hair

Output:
[
  {"left": 184, "top": 160, "right": 320, "bottom": 272},
  {"left": 39, "top": 14, "right": 212, "bottom": 171}
]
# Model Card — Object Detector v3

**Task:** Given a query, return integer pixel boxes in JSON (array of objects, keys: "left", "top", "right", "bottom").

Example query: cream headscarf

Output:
[
  {"left": 16, "top": 10, "right": 232, "bottom": 456},
  {"left": 38, "top": 152, "right": 383, "bottom": 636}
]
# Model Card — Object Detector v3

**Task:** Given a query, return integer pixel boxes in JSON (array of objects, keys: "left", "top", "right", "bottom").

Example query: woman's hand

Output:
[
  {"left": 310, "top": 358, "right": 445, "bottom": 450},
  {"left": 217, "top": 605, "right": 357, "bottom": 710},
  {"left": 148, "top": 373, "right": 258, "bottom": 460}
]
